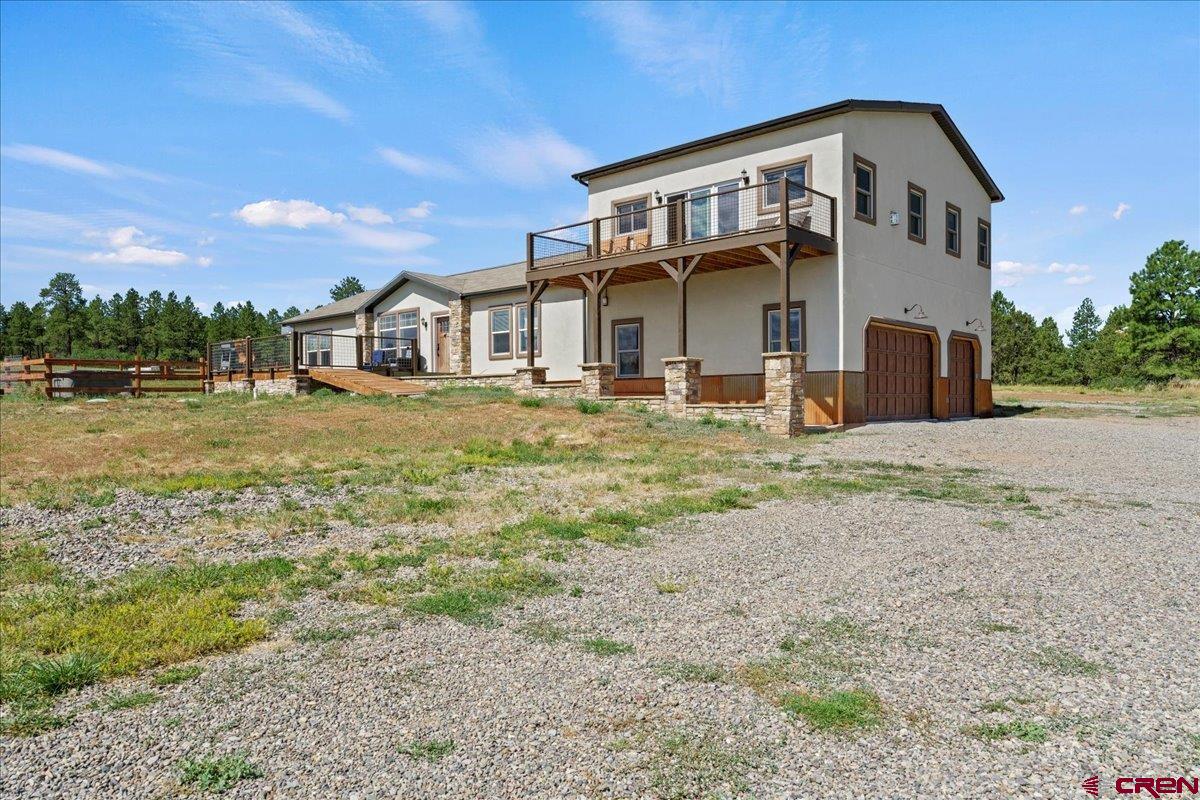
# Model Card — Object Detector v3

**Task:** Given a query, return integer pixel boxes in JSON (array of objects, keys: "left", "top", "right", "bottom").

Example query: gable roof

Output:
[
  {"left": 571, "top": 99, "right": 1003, "bottom": 202},
  {"left": 280, "top": 262, "right": 529, "bottom": 326}
]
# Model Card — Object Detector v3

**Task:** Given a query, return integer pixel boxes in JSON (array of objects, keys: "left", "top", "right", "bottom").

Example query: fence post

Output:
[
  {"left": 44, "top": 353, "right": 53, "bottom": 399},
  {"left": 134, "top": 354, "right": 143, "bottom": 398},
  {"left": 291, "top": 331, "right": 301, "bottom": 373},
  {"left": 244, "top": 337, "right": 253, "bottom": 381}
]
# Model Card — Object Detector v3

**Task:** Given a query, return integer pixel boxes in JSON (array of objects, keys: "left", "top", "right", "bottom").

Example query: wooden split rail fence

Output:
[{"left": 2, "top": 354, "right": 206, "bottom": 398}]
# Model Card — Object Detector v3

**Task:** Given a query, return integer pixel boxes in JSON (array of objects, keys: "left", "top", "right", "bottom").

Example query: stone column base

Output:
[
  {"left": 514, "top": 366, "right": 547, "bottom": 395},
  {"left": 578, "top": 362, "right": 615, "bottom": 399},
  {"left": 763, "top": 352, "right": 807, "bottom": 437},
  {"left": 663, "top": 356, "right": 702, "bottom": 417}
]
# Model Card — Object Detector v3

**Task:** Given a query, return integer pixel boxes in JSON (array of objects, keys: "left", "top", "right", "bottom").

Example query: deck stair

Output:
[{"left": 307, "top": 368, "right": 426, "bottom": 397}]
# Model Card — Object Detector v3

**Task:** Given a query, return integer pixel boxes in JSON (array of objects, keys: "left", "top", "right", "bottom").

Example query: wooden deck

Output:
[{"left": 308, "top": 369, "right": 427, "bottom": 397}]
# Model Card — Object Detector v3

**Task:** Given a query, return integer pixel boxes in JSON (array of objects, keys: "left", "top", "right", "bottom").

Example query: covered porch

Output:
[{"left": 523, "top": 178, "right": 837, "bottom": 434}]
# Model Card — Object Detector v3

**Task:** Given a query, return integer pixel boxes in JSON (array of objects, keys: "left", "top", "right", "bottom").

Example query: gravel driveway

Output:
[{"left": 3, "top": 413, "right": 1198, "bottom": 799}]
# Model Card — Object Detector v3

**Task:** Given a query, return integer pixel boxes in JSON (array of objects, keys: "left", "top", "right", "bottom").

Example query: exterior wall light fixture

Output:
[
  {"left": 904, "top": 304, "right": 928, "bottom": 320},
  {"left": 889, "top": 210, "right": 901, "bottom": 226},
  {"left": 654, "top": 190, "right": 662, "bottom": 204},
  {"left": 740, "top": 169, "right": 750, "bottom": 185},
  {"left": 966, "top": 318, "right": 985, "bottom": 332}
]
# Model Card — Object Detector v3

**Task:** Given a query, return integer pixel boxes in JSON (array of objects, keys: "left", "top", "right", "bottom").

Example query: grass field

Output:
[{"left": 992, "top": 381, "right": 1200, "bottom": 417}]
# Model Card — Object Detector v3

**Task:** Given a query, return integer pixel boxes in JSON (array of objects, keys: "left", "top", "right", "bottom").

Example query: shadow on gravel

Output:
[{"left": 992, "top": 404, "right": 1040, "bottom": 418}]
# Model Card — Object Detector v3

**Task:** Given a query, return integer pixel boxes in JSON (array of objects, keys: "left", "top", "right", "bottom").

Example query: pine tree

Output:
[
  {"left": 1067, "top": 297, "right": 1102, "bottom": 385},
  {"left": 1091, "top": 305, "right": 1137, "bottom": 386},
  {"left": 38, "top": 272, "right": 85, "bottom": 355},
  {"left": 1, "top": 302, "right": 46, "bottom": 357},
  {"left": 1026, "top": 317, "right": 1071, "bottom": 384},
  {"left": 82, "top": 295, "right": 107, "bottom": 354},
  {"left": 990, "top": 291, "right": 1038, "bottom": 383},
  {"left": 1128, "top": 240, "right": 1200, "bottom": 380},
  {"left": 330, "top": 276, "right": 366, "bottom": 301}
]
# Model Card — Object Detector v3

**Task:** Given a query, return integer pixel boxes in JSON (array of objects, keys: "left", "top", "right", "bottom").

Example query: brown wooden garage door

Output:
[
  {"left": 865, "top": 324, "right": 933, "bottom": 421},
  {"left": 948, "top": 337, "right": 975, "bottom": 418}
]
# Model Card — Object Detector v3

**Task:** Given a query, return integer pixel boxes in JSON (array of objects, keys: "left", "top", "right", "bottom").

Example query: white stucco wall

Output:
[
  {"left": 470, "top": 286, "right": 584, "bottom": 380},
  {"left": 840, "top": 111, "right": 994, "bottom": 378},
  {"left": 600, "top": 259, "right": 839, "bottom": 376},
  {"left": 371, "top": 281, "right": 453, "bottom": 372},
  {"left": 289, "top": 314, "right": 356, "bottom": 338}
]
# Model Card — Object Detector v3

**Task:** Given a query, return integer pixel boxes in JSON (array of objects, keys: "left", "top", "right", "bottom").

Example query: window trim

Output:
[
  {"left": 610, "top": 193, "right": 651, "bottom": 235},
  {"left": 610, "top": 317, "right": 644, "bottom": 379},
  {"left": 945, "top": 202, "right": 961, "bottom": 258},
  {"left": 907, "top": 182, "right": 927, "bottom": 245},
  {"left": 757, "top": 155, "right": 813, "bottom": 216},
  {"left": 303, "top": 327, "right": 333, "bottom": 367},
  {"left": 977, "top": 218, "right": 992, "bottom": 269},
  {"left": 515, "top": 301, "right": 542, "bottom": 358},
  {"left": 852, "top": 154, "right": 876, "bottom": 225},
  {"left": 761, "top": 301, "right": 807, "bottom": 354},
  {"left": 488, "top": 304, "right": 514, "bottom": 360}
]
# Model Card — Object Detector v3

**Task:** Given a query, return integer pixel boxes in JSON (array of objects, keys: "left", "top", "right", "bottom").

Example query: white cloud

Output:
[
  {"left": 83, "top": 226, "right": 189, "bottom": 267},
  {"left": 1063, "top": 274, "right": 1095, "bottom": 286},
  {"left": 236, "top": 199, "right": 346, "bottom": 229},
  {"left": 1, "top": 144, "right": 167, "bottom": 182},
  {"left": 377, "top": 147, "right": 463, "bottom": 180},
  {"left": 1068, "top": 204, "right": 1087, "bottom": 216},
  {"left": 465, "top": 128, "right": 593, "bottom": 188},
  {"left": 401, "top": 201, "right": 436, "bottom": 221},
  {"left": 1047, "top": 262, "right": 1090, "bottom": 274},
  {"left": 234, "top": 198, "right": 436, "bottom": 254},
  {"left": 1112, "top": 202, "right": 1131, "bottom": 220},
  {"left": 994, "top": 260, "right": 1041, "bottom": 288},
  {"left": 344, "top": 205, "right": 394, "bottom": 225},
  {"left": 400, "top": 1, "right": 519, "bottom": 103},
  {"left": 582, "top": 1, "right": 825, "bottom": 108},
  {"left": 196, "top": 256, "right": 213, "bottom": 268}
]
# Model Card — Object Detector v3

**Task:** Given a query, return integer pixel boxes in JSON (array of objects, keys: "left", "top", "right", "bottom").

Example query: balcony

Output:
[{"left": 525, "top": 178, "right": 836, "bottom": 288}]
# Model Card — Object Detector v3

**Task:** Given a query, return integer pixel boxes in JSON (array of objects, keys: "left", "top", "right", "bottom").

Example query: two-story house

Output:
[{"left": 281, "top": 99, "right": 1000, "bottom": 430}]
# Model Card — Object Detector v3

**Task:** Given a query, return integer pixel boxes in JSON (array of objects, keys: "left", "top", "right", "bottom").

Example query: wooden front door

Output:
[
  {"left": 948, "top": 337, "right": 975, "bottom": 418},
  {"left": 865, "top": 323, "right": 933, "bottom": 421},
  {"left": 433, "top": 315, "right": 450, "bottom": 372}
]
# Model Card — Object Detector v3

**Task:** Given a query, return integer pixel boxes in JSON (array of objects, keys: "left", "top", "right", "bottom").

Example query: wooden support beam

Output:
[
  {"left": 756, "top": 244, "right": 781, "bottom": 268},
  {"left": 779, "top": 241, "right": 791, "bottom": 349},
  {"left": 675, "top": 258, "right": 687, "bottom": 356},
  {"left": 525, "top": 280, "right": 548, "bottom": 367}
]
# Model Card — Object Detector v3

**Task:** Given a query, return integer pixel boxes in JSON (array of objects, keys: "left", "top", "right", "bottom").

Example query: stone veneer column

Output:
[
  {"left": 662, "top": 357, "right": 702, "bottom": 417},
  {"left": 514, "top": 366, "right": 547, "bottom": 395},
  {"left": 578, "top": 363, "right": 615, "bottom": 399},
  {"left": 355, "top": 310, "right": 374, "bottom": 364},
  {"left": 448, "top": 298, "right": 471, "bottom": 375},
  {"left": 762, "top": 352, "right": 807, "bottom": 437}
]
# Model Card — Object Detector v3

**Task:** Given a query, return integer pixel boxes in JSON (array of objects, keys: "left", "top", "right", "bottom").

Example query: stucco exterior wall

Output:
[
  {"left": 469, "top": 286, "right": 584, "bottom": 380},
  {"left": 371, "top": 282, "right": 453, "bottom": 371},
  {"left": 289, "top": 314, "right": 356, "bottom": 338},
  {"left": 600, "top": 259, "right": 838, "bottom": 376},
  {"left": 839, "top": 111, "right": 994, "bottom": 377}
]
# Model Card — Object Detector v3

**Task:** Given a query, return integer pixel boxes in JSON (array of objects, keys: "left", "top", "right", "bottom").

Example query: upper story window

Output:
[
  {"left": 853, "top": 155, "right": 875, "bottom": 224},
  {"left": 907, "top": 182, "right": 926, "bottom": 244},
  {"left": 614, "top": 197, "right": 648, "bottom": 234},
  {"left": 977, "top": 218, "right": 991, "bottom": 268},
  {"left": 759, "top": 156, "right": 811, "bottom": 211},
  {"left": 945, "top": 203, "right": 961, "bottom": 257}
]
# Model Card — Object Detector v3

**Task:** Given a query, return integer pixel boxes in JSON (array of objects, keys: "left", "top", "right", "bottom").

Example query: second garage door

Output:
[{"left": 865, "top": 324, "right": 933, "bottom": 421}]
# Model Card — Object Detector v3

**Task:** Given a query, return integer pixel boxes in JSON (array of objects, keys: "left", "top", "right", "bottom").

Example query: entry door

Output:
[
  {"left": 948, "top": 337, "right": 975, "bottom": 417},
  {"left": 434, "top": 315, "right": 450, "bottom": 372}
]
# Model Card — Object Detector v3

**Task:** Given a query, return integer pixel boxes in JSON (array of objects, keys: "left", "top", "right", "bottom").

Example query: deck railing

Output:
[
  {"left": 206, "top": 333, "right": 420, "bottom": 379},
  {"left": 528, "top": 178, "right": 835, "bottom": 270}
]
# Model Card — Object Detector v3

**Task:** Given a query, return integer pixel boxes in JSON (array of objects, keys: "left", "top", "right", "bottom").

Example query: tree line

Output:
[{"left": 991, "top": 240, "right": 1198, "bottom": 386}]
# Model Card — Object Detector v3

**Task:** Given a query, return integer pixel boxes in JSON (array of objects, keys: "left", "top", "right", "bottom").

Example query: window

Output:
[
  {"left": 945, "top": 203, "right": 961, "bottom": 257},
  {"left": 304, "top": 329, "right": 332, "bottom": 367},
  {"left": 977, "top": 218, "right": 991, "bottom": 268},
  {"left": 377, "top": 310, "right": 417, "bottom": 362},
  {"left": 489, "top": 305, "right": 512, "bottom": 358},
  {"left": 612, "top": 319, "right": 642, "bottom": 378},
  {"left": 907, "top": 182, "right": 926, "bottom": 244},
  {"left": 853, "top": 155, "right": 876, "bottom": 224},
  {"left": 759, "top": 156, "right": 811, "bottom": 212},
  {"left": 516, "top": 302, "right": 541, "bottom": 356},
  {"left": 686, "top": 181, "right": 741, "bottom": 240},
  {"left": 763, "top": 302, "right": 805, "bottom": 353},
  {"left": 615, "top": 197, "right": 648, "bottom": 235}
]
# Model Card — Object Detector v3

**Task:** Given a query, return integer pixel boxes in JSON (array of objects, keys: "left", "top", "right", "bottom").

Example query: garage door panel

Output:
[
  {"left": 948, "top": 337, "right": 975, "bottom": 417},
  {"left": 866, "top": 323, "right": 933, "bottom": 422}
]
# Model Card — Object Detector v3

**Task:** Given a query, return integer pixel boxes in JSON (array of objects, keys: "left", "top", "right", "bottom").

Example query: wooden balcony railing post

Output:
[
  {"left": 411, "top": 338, "right": 418, "bottom": 376},
  {"left": 674, "top": 199, "right": 685, "bottom": 244},
  {"left": 829, "top": 195, "right": 837, "bottom": 239},
  {"left": 778, "top": 176, "right": 789, "bottom": 226},
  {"left": 355, "top": 335, "right": 363, "bottom": 370},
  {"left": 590, "top": 218, "right": 601, "bottom": 259},
  {"left": 291, "top": 331, "right": 301, "bottom": 373},
  {"left": 526, "top": 232, "right": 535, "bottom": 271}
]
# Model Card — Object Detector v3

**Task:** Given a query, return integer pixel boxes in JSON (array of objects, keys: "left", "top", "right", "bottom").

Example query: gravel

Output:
[{"left": 2, "top": 413, "right": 1197, "bottom": 799}]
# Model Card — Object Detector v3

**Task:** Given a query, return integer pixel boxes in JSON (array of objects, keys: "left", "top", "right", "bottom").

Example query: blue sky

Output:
[{"left": 2, "top": 1, "right": 1197, "bottom": 331}]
